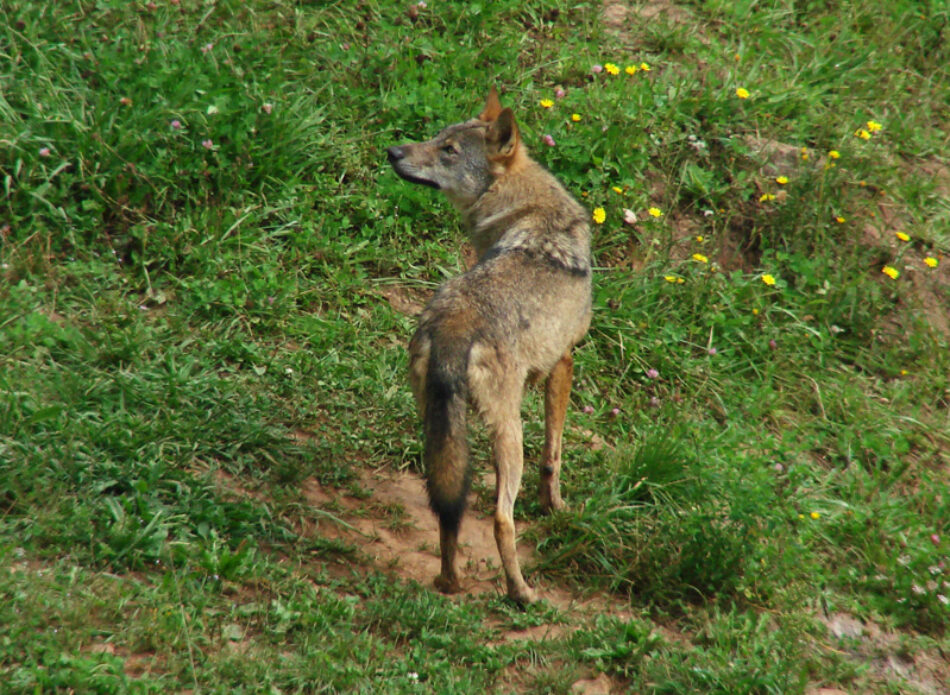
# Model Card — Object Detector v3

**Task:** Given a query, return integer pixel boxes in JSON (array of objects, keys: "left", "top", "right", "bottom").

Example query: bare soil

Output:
[
  {"left": 302, "top": 467, "right": 635, "bottom": 621},
  {"left": 602, "top": 0, "right": 702, "bottom": 46}
]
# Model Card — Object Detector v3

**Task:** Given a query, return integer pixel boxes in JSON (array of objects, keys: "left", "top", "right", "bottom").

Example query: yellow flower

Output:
[
  {"left": 828, "top": 150, "right": 840, "bottom": 159},
  {"left": 640, "top": 62, "right": 651, "bottom": 71},
  {"left": 867, "top": 120, "right": 883, "bottom": 132},
  {"left": 924, "top": 256, "right": 938, "bottom": 268},
  {"left": 624, "top": 65, "right": 638, "bottom": 75},
  {"left": 612, "top": 186, "right": 623, "bottom": 194},
  {"left": 692, "top": 253, "right": 708, "bottom": 263},
  {"left": 882, "top": 265, "right": 900, "bottom": 280},
  {"left": 855, "top": 128, "right": 871, "bottom": 140},
  {"left": 895, "top": 231, "right": 910, "bottom": 242},
  {"left": 695, "top": 235, "right": 704, "bottom": 242},
  {"left": 900, "top": 369, "right": 908, "bottom": 376},
  {"left": 759, "top": 193, "right": 776, "bottom": 202},
  {"left": 735, "top": 87, "right": 750, "bottom": 99},
  {"left": 800, "top": 147, "right": 809, "bottom": 161},
  {"left": 571, "top": 113, "right": 581, "bottom": 122},
  {"left": 592, "top": 207, "right": 606, "bottom": 224},
  {"left": 810, "top": 511, "right": 820, "bottom": 520},
  {"left": 604, "top": 63, "right": 620, "bottom": 75},
  {"left": 648, "top": 207, "right": 663, "bottom": 218},
  {"left": 798, "top": 514, "right": 805, "bottom": 520},
  {"left": 664, "top": 275, "right": 678, "bottom": 283},
  {"left": 540, "top": 98, "right": 554, "bottom": 108},
  {"left": 776, "top": 176, "right": 789, "bottom": 185},
  {"left": 761, "top": 274, "right": 776, "bottom": 286},
  {"left": 752, "top": 308, "right": 759, "bottom": 315},
  {"left": 677, "top": 278, "right": 685, "bottom": 284},
  {"left": 835, "top": 216, "right": 846, "bottom": 224}
]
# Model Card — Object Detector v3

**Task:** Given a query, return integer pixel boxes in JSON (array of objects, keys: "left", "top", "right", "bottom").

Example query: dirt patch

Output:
[
  {"left": 571, "top": 672, "right": 620, "bottom": 694},
  {"left": 742, "top": 135, "right": 809, "bottom": 179},
  {"left": 374, "top": 284, "right": 430, "bottom": 316},
  {"left": 862, "top": 188, "right": 950, "bottom": 338},
  {"left": 294, "top": 464, "right": 652, "bottom": 667},
  {"left": 496, "top": 622, "right": 570, "bottom": 644},
  {"left": 819, "top": 612, "right": 950, "bottom": 695},
  {"left": 211, "top": 468, "right": 267, "bottom": 504},
  {"left": 121, "top": 651, "right": 156, "bottom": 679},
  {"left": 603, "top": 1, "right": 699, "bottom": 44},
  {"left": 81, "top": 641, "right": 118, "bottom": 656},
  {"left": 80, "top": 642, "right": 158, "bottom": 679},
  {"left": 734, "top": 142, "right": 950, "bottom": 337},
  {"left": 303, "top": 469, "right": 519, "bottom": 598},
  {"left": 293, "top": 466, "right": 638, "bottom": 628},
  {"left": 897, "top": 257, "right": 950, "bottom": 337},
  {"left": 911, "top": 158, "right": 950, "bottom": 199}
]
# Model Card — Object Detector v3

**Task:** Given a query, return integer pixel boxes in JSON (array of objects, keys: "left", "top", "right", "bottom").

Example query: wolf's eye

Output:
[{"left": 441, "top": 144, "right": 457, "bottom": 154}]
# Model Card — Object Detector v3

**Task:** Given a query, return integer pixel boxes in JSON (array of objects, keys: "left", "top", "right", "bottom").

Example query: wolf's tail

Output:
[{"left": 423, "top": 341, "right": 471, "bottom": 535}]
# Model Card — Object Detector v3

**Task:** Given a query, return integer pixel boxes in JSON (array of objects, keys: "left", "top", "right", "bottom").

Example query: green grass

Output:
[{"left": 2, "top": 0, "right": 949, "bottom": 692}]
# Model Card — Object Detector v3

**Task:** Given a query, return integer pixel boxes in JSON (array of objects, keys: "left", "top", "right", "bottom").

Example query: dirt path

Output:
[{"left": 302, "top": 467, "right": 636, "bottom": 621}]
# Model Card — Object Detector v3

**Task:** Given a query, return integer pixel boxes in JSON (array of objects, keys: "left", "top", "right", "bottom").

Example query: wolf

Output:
[{"left": 387, "top": 88, "right": 592, "bottom": 603}]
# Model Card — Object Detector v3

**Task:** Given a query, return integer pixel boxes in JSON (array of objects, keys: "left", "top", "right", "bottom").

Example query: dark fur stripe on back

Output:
[{"left": 479, "top": 243, "right": 590, "bottom": 278}]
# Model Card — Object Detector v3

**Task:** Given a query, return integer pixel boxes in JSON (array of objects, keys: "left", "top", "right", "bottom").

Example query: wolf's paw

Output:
[
  {"left": 539, "top": 490, "right": 567, "bottom": 515},
  {"left": 508, "top": 583, "right": 538, "bottom": 605},
  {"left": 541, "top": 498, "right": 567, "bottom": 514},
  {"left": 434, "top": 573, "right": 462, "bottom": 594}
]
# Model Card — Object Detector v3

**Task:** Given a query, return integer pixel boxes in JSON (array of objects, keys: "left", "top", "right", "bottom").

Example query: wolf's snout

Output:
[{"left": 387, "top": 146, "right": 406, "bottom": 164}]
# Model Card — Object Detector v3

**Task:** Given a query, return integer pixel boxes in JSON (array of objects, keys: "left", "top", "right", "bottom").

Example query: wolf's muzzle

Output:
[
  {"left": 387, "top": 146, "right": 441, "bottom": 190},
  {"left": 387, "top": 146, "right": 406, "bottom": 164}
]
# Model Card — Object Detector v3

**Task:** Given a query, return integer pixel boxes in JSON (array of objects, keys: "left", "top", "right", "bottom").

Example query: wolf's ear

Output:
[
  {"left": 486, "top": 107, "right": 520, "bottom": 160},
  {"left": 479, "top": 86, "right": 503, "bottom": 122}
]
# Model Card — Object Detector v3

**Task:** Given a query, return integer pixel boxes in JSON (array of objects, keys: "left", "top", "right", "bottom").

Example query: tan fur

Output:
[{"left": 388, "top": 89, "right": 592, "bottom": 603}]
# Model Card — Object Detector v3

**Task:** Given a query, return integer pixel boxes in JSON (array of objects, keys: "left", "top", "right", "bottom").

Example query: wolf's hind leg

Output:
[
  {"left": 539, "top": 351, "right": 573, "bottom": 513},
  {"left": 491, "top": 411, "right": 536, "bottom": 604}
]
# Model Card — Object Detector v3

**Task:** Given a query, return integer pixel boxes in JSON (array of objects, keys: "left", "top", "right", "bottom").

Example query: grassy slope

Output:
[{"left": 1, "top": 0, "right": 948, "bottom": 692}]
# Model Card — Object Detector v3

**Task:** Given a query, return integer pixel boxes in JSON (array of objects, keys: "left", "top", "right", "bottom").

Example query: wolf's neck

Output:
[
  {"left": 461, "top": 163, "right": 590, "bottom": 274},
  {"left": 465, "top": 205, "right": 531, "bottom": 257},
  {"left": 461, "top": 159, "right": 542, "bottom": 256}
]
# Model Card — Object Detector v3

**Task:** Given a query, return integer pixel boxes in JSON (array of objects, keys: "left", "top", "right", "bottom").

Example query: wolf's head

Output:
[{"left": 387, "top": 88, "right": 524, "bottom": 209}]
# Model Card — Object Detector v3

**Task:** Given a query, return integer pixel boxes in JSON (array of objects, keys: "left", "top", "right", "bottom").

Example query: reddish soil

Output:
[{"left": 302, "top": 467, "right": 635, "bottom": 623}]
